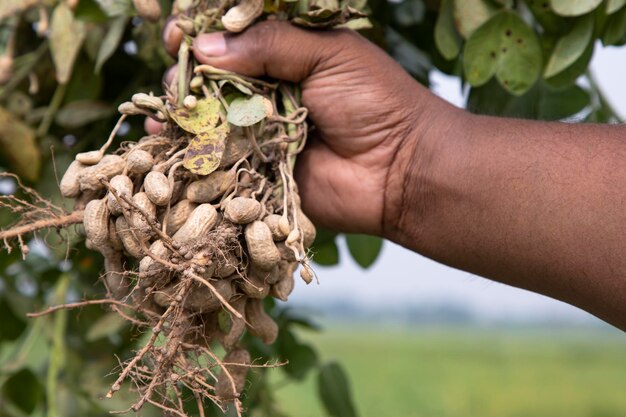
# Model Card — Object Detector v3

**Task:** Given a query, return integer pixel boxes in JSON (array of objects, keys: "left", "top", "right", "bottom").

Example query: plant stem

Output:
[
  {"left": 37, "top": 82, "right": 66, "bottom": 138},
  {"left": 46, "top": 273, "right": 70, "bottom": 417}
]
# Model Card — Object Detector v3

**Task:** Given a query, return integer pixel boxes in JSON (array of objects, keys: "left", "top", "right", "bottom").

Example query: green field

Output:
[{"left": 269, "top": 325, "right": 626, "bottom": 417}]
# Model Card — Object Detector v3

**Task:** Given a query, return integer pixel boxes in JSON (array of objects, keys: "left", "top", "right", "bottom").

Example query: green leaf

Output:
[
  {"left": 463, "top": 11, "right": 542, "bottom": 95},
  {"left": 278, "top": 331, "right": 318, "bottom": 380},
  {"left": 467, "top": 78, "right": 590, "bottom": 121},
  {"left": 318, "top": 362, "right": 359, "bottom": 417},
  {"left": 86, "top": 312, "right": 128, "bottom": 341},
  {"left": 94, "top": 0, "right": 133, "bottom": 17},
  {"left": 526, "top": 1, "right": 567, "bottom": 34},
  {"left": 183, "top": 124, "right": 229, "bottom": 175},
  {"left": 603, "top": 6, "right": 626, "bottom": 45},
  {"left": 435, "top": 0, "right": 462, "bottom": 60},
  {"left": 170, "top": 97, "right": 221, "bottom": 134},
  {"left": 453, "top": 0, "right": 498, "bottom": 39},
  {"left": 544, "top": 40, "right": 594, "bottom": 88},
  {"left": 55, "top": 100, "right": 113, "bottom": 128},
  {"left": 0, "top": 107, "right": 40, "bottom": 181},
  {"left": 0, "top": 298, "right": 27, "bottom": 342},
  {"left": 95, "top": 16, "right": 128, "bottom": 73},
  {"left": 2, "top": 368, "right": 43, "bottom": 414},
  {"left": 313, "top": 241, "right": 339, "bottom": 266},
  {"left": 345, "top": 234, "right": 383, "bottom": 268},
  {"left": 550, "top": 0, "right": 602, "bottom": 16},
  {"left": 607, "top": 0, "right": 626, "bottom": 14},
  {"left": 227, "top": 95, "right": 273, "bottom": 127},
  {"left": 544, "top": 14, "right": 593, "bottom": 78},
  {"left": 49, "top": 4, "right": 87, "bottom": 84}
]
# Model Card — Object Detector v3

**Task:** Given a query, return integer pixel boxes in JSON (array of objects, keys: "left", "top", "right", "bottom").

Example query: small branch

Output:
[{"left": 0, "top": 210, "right": 84, "bottom": 241}]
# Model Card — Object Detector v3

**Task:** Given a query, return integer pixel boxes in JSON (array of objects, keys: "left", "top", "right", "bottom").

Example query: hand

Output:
[{"left": 159, "top": 20, "right": 456, "bottom": 235}]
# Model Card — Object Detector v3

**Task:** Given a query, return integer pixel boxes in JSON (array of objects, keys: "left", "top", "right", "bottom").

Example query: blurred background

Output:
[{"left": 271, "top": 43, "right": 626, "bottom": 417}]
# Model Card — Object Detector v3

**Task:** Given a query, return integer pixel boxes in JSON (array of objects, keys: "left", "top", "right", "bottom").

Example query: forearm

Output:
[{"left": 386, "top": 104, "right": 626, "bottom": 329}]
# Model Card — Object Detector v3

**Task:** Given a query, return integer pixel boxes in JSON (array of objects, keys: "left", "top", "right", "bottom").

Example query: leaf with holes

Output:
[
  {"left": 170, "top": 97, "right": 221, "bottom": 134},
  {"left": 183, "top": 124, "right": 229, "bottom": 175},
  {"left": 464, "top": 11, "right": 542, "bottom": 95}
]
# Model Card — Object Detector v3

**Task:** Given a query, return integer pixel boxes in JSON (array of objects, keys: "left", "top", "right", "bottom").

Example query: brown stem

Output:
[{"left": 0, "top": 210, "right": 84, "bottom": 241}]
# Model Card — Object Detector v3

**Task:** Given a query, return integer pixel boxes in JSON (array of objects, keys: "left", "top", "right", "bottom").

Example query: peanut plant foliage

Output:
[{"left": 0, "top": 0, "right": 623, "bottom": 416}]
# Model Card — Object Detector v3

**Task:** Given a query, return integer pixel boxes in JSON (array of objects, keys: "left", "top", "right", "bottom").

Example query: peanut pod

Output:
[
  {"left": 83, "top": 199, "right": 110, "bottom": 249},
  {"left": 214, "top": 348, "right": 251, "bottom": 400},
  {"left": 164, "top": 199, "right": 198, "bottom": 235},
  {"left": 115, "top": 216, "right": 143, "bottom": 258},
  {"left": 172, "top": 204, "right": 218, "bottom": 243},
  {"left": 106, "top": 174, "right": 133, "bottom": 216},
  {"left": 245, "top": 298, "right": 278, "bottom": 345},
  {"left": 221, "top": 0, "right": 264, "bottom": 33},
  {"left": 139, "top": 240, "right": 171, "bottom": 286},
  {"left": 263, "top": 214, "right": 288, "bottom": 241},
  {"left": 78, "top": 155, "right": 125, "bottom": 191},
  {"left": 223, "top": 297, "right": 247, "bottom": 350},
  {"left": 127, "top": 149, "right": 154, "bottom": 174},
  {"left": 131, "top": 192, "right": 157, "bottom": 239},
  {"left": 144, "top": 171, "right": 172, "bottom": 206},
  {"left": 185, "top": 170, "right": 233, "bottom": 203},
  {"left": 245, "top": 221, "right": 281, "bottom": 270},
  {"left": 224, "top": 197, "right": 261, "bottom": 224},
  {"left": 60, "top": 160, "right": 86, "bottom": 198}
]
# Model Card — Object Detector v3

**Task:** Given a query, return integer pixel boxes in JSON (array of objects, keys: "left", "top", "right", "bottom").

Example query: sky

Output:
[{"left": 287, "top": 42, "right": 626, "bottom": 324}]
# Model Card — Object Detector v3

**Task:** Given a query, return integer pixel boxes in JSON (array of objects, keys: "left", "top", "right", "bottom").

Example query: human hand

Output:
[{"left": 157, "top": 20, "right": 457, "bottom": 236}]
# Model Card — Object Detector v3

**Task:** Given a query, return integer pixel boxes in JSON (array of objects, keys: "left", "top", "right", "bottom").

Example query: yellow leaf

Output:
[
  {"left": 183, "top": 124, "right": 230, "bottom": 175},
  {"left": 169, "top": 97, "right": 221, "bottom": 134},
  {"left": 0, "top": 107, "right": 41, "bottom": 181}
]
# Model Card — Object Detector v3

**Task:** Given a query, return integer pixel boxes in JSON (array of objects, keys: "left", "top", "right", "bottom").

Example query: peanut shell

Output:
[
  {"left": 127, "top": 149, "right": 154, "bottom": 174},
  {"left": 214, "top": 348, "right": 251, "bottom": 400},
  {"left": 245, "top": 298, "right": 278, "bottom": 345},
  {"left": 60, "top": 160, "right": 86, "bottom": 198},
  {"left": 172, "top": 204, "right": 218, "bottom": 243},
  {"left": 263, "top": 214, "right": 288, "bottom": 241},
  {"left": 106, "top": 174, "right": 133, "bottom": 215},
  {"left": 245, "top": 221, "right": 281, "bottom": 270},
  {"left": 115, "top": 216, "right": 143, "bottom": 258},
  {"left": 224, "top": 197, "right": 261, "bottom": 224},
  {"left": 144, "top": 171, "right": 172, "bottom": 206},
  {"left": 83, "top": 199, "right": 109, "bottom": 249},
  {"left": 78, "top": 155, "right": 125, "bottom": 191},
  {"left": 164, "top": 199, "right": 197, "bottom": 235}
]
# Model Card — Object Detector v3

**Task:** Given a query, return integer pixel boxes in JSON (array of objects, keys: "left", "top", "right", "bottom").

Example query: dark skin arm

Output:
[{"left": 159, "top": 21, "right": 626, "bottom": 331}]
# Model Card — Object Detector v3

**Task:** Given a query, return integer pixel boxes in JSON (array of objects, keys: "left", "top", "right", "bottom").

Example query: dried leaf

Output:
[
  {"left": 227, "top": 94, "right": 273, "bottom": 127},
  {"left": 0, "top": 107, "right": 41, "bottom": 181},
  {"left": 183, "top": 124, "right": 230, "bottom": 175},
  {"left": 50, "top": 4, "right": 87, "bottom": 84},
  {"left": 169, "top": 97, "right": 221, "bottom": 134}
]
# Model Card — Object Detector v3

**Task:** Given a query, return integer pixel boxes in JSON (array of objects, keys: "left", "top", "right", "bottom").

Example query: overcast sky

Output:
[{"left": 287, "top": 42, "right": 626, "bottom": 324}]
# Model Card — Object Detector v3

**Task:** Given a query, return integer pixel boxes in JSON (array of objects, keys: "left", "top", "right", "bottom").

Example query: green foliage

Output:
[{"left": 1, "top": 0, "right": 625, "bottom": 416}]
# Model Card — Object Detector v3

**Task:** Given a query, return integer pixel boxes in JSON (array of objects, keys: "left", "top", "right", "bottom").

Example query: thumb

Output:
[{"left": 191, "top": 21, "right": 351, "bottom": 82}]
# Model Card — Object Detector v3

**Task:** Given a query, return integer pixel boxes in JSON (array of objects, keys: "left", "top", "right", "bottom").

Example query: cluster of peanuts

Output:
[{"left": 57, "top": 85, "right": 314, "bottom": 404}]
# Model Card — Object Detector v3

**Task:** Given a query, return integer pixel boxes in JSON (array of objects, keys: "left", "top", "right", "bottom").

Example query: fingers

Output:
[
  {"left": 163, "top": 16, "right": 184, "bottom": 57},
  {"left": 163, "top": 19, "right": 358, "bottom": 83},
  {"left": 144, "top": 117, "right": 163, "bottom": 135}
]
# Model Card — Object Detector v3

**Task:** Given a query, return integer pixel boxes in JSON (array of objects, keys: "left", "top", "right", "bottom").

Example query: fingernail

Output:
[{"left": 194, "top": 32, "right": 227, "bottom": 57}]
